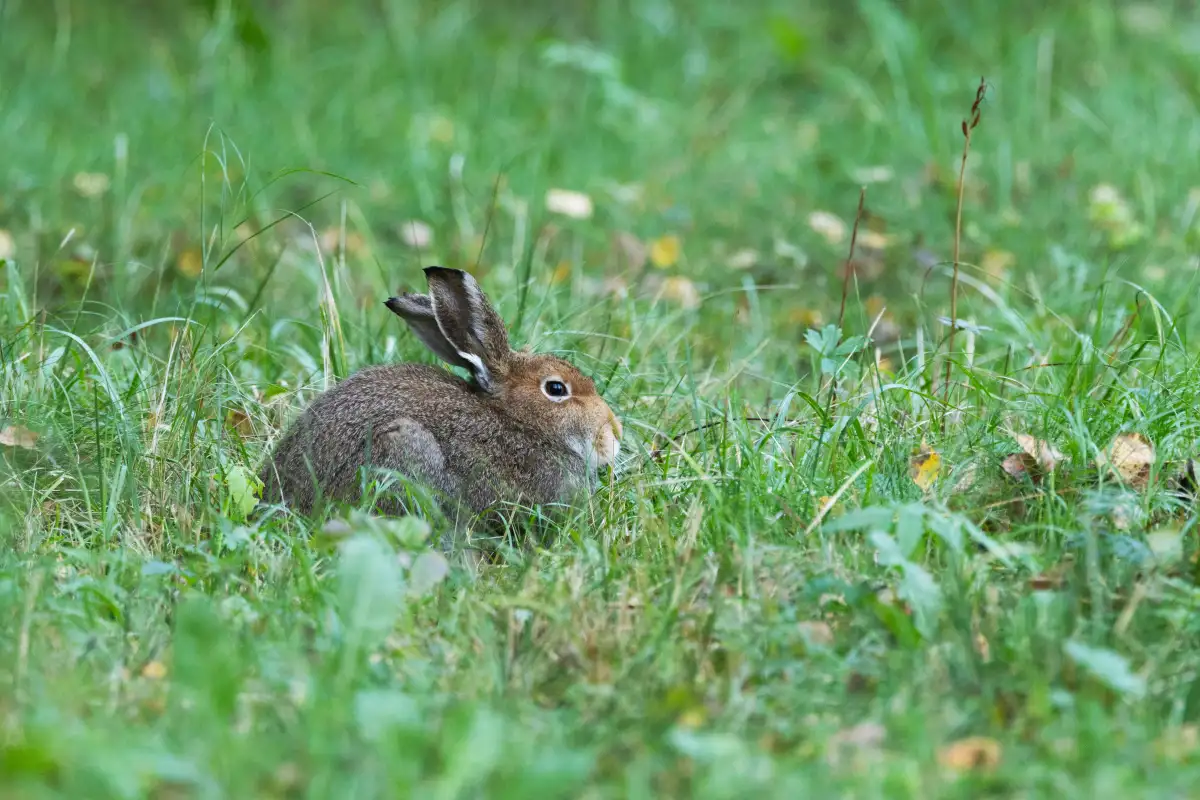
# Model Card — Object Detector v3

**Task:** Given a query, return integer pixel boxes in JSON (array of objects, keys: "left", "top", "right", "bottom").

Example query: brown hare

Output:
[{"left": 259, "top": 267, "right": 622, "bottom": 530}]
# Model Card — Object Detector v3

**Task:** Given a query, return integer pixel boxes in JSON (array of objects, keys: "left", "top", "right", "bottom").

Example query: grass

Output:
[{"left": 3, "top": 0, "right": 1200, "bottom": 795}]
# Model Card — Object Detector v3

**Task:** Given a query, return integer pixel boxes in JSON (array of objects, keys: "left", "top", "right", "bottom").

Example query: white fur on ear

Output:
[
  {"left": 457, "top": 350, "right": 492, "bottom": 391},
  {"left": 459, "top": 272, "right": 491, "bottom": 347}
]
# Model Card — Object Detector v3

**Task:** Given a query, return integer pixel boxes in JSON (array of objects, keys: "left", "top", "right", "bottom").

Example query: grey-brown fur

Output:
[
  {"left": 259, "top": 362, "right": 588, "bottom": 515},
  {"left": 258, "top": 267, "right": 619, "bottom": 527}
]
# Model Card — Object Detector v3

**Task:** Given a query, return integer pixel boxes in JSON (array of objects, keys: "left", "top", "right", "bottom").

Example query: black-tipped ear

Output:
[
  {"left": 422, "top": 267, "right": 510, "bottom": 391},
  {"left": 384, "top": 292, "right": 477, "bottom": 374}
]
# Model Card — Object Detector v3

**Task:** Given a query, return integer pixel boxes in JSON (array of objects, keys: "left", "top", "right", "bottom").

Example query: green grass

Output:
[{"left": 3, "top": 0, "right": 1200, "bottom": 795}]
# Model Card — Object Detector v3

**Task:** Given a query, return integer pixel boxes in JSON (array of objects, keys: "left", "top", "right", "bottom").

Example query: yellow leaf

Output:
[
  {"left": 177, "top": 248, "right": 204, "bottom": 278},
  {"left": 0, "top": 426, "right": 38, "bottom": 449},
  {"left": 807, "top": 211, "right": 846, "bottom": 245},
  {"left": 910, "top": 451, "right": 941, "bottom": 491},
  {"left": 981, "top": 249, "right": 1015, "bottom": 281},
  {"left": 1098, "top": 432, "right": 1155, "bottom": 490},
  {"left": 0, "top": 228, "right": 14, "bottom": 260},
  {"left": 141, "top": 660, "right": 168, "bottom": 680},
  {"left": 788, "top": 308, "right": 823, "bottom": 327},
  {"left": 649, "top": 234, "right": 682, "bottom": 268},
  {"left": 937, "top": 736, "right": 1002, "bottom": 772},
  {"left": 550, "top": 261, "right": 572, "bottom": 285}
]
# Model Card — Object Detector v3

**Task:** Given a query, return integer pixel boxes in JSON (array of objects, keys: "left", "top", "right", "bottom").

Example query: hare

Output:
[{"left": 259, "top": 266, "right": 622, "bottom": 530}]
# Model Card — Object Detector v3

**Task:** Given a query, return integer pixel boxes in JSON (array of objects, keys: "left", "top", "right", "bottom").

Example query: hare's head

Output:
[{"left": 385, "top": 267, "right": 622, "bottom": 470}]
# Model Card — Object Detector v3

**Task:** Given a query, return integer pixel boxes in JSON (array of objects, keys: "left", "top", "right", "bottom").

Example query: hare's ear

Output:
[
  {"left": 421, "top": 266, "right": 511, "bottom": 391},
  {"left": 384, "top": 293, "right": 479, "bottom": 375}
]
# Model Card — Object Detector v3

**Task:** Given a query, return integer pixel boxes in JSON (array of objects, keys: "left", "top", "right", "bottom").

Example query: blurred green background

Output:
[{"left": 3, "top": 0, "right": 1200, "bottom": 796}]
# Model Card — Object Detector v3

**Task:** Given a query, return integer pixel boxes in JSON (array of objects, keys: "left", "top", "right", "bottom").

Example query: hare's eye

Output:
[{"left": 542, "top": 379, "right": 570, "bottom": 401}]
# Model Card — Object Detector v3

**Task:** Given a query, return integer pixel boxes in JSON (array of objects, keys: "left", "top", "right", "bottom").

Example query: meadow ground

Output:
[{"left": 2, "top": 0, "right": 1200, "bottom": 796}]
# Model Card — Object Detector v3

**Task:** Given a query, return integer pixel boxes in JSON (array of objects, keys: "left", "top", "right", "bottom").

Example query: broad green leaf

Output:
[
  {"left": 338, "top": 535, "right": 404, "bottom": 650},
  {"left": 409, "top": 550, "right": 450, "bottom": 596},
  {"left": 823, "top": 506, "right": 894, "bottom": 533},
  {"left": 898, "top": 561, "right": 941, "bottom": 639},
  {"left": 224, "top": 464, "right": 260, "bottom": 522},
  {"left": 355, "top": 690, "right": 421, "bottom": 742},
  {"left": 925, "top": 510, "right": 964, "bottom": 553},
  {"left": 1064, "top": 640, "right": 1146, "bottom": 698},
  {"left": 895, "top": 503, "right": 925, "bottom": 557}
]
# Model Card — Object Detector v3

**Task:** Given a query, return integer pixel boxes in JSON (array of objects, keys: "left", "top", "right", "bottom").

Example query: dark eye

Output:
[{"left": 543, "top": 379, "right": 569, "bottom": 399}]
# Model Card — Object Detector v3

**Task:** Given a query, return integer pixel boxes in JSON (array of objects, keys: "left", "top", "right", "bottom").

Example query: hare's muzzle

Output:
[{"left": 592, "top": 411, "right": 623, "bottom": 468}]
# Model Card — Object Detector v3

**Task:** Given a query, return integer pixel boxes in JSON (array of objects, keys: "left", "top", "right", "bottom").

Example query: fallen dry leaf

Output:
[
  {"left": 399, "top": 220, "right": 433, "bottom": 249},
  {"left": 0, "top": 426, "right": 39, "bottom": 449},
  {"left": 1004, "top": 432, "right": 1064, "bottom": 482},
  {"left": 0, "top": 228, "right": 14, "bottom": 261},
  {"left": 974, "top": 632, "right": 991, "bottom": 663},
  {"left": 910, "top": 450, "right": 941, "bottom": 492},
  {"left": 1099, "top": 432, "right": 1155, "bottom": 489},
  {"left": 659, "top": 276, "right": 700, "bottom": 310},
  {"left": 140, "top": 660, "right": 168, "bottom": 680},
  {"left": 808, "top": 210, "right": 846, "bottom": 245},
  {"left": 649, "top": 234, "right": 682, "bottom": 269},
  {"left": 613, "top": 231, "right": 647, "bottom": 270},
  {"left": 1012, "top": 432, "right": 1065, "bottom": 473},
  {"left": 226, "top": 409, "right": 254, "bottom": 438},
  {"left": 1002, "top": 452, "right": 1038, "bottom": 481},
  {"left": 953, "top": 461, "right": 979, "bottom": 492},
  {"left": 858, "top": 230, "right": 893, "bottom": 251},
  {"left": 545, "top": 188, "right": 594, "bottom": 220},
  {"left": 937, "top": 736, "right": 1002, "bottom": 772}
]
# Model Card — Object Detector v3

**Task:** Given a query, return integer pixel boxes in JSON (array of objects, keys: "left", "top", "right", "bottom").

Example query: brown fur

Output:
[{"left": 258, "top": 267, "right": 620, "bottom": 525}]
